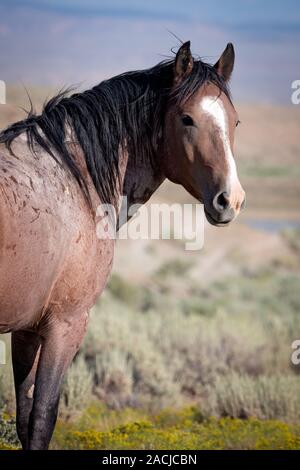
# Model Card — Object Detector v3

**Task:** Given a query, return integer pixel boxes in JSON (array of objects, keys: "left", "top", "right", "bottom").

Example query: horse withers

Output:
[{"left": 0, "top": 41, "right": 245, "bottom": 449}]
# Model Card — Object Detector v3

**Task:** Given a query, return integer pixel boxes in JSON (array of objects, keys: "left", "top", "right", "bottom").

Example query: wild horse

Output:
[{"left": 0, "top": 41, "right": 245, "bottom": 449}]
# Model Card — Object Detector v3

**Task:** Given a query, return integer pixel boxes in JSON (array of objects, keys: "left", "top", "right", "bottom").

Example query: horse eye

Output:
[{"left": 181, "top": 115, "right": 194, "bottom": 127}]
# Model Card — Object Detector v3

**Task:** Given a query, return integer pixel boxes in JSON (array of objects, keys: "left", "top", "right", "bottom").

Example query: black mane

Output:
[{"left": 0, "top": 58, "right": 230, "bottom": 206}]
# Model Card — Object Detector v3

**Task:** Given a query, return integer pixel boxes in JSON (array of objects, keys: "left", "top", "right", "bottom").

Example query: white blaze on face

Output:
[{"left": 200, "top": 96, "right": 241, "bottom": 205}]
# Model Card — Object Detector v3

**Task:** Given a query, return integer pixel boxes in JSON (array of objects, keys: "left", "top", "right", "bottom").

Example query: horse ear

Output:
[
  {"left": 174, "top": 41, "right": 193, "bottom": 85},
  {"left": 214, "top": 43, "right": 235, "bottom": 81}
]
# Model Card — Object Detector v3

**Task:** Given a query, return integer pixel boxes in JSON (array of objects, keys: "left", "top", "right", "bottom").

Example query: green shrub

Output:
[
  {"left": 0, "top": 410, "right": 19, "bottom": 449},
  {"left": 77, "top": 267, "right": 300, "bottom": 414},
  {"left": 106, "top": 274, "right": 138, "bottom": 305},
  {"left": 0, "top": 335, "right": 14, "bottom": 411},
  {"left": 60, "top": 356, "right": 93, "bottom": 420},
  {"left": 203, "top": 373, "right": 300, "bottom": 422},
  {"left": 155, "top": 259, "right": 194, "bottom": 279}
]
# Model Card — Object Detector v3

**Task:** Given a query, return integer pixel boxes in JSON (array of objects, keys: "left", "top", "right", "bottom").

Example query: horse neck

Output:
[{"left": 116, "top": 147, "right": 165, "bottom": 225}]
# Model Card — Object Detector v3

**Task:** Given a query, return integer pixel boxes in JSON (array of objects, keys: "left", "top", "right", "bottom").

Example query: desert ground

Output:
[{"left": 0, "top": 86, "right": 300, "bottom": 449}]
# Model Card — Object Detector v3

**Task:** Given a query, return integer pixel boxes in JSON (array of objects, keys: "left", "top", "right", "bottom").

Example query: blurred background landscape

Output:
[{"left": 0, "top": 0, "right": 300, "bottom": 450}]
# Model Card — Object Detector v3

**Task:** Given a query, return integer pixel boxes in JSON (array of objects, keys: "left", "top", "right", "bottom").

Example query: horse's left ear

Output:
[
  {"left": 214, "top": 43, "right": 235, "bottom": 81},
  {"left": 174, "top": 41, "right": 193, "bottom": 85}
]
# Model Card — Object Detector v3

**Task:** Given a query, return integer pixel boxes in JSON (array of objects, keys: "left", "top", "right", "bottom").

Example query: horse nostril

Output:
[
  {"left": 241, "top": 196, "right": 246, "bottom": 211},
  {"left": 213, "top": 191, "right": 230, "bottom": 212}
]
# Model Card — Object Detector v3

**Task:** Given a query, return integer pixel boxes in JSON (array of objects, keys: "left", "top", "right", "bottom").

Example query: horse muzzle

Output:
[{"left": 204, "top": 189, "right": 246, "bottom": 227}]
